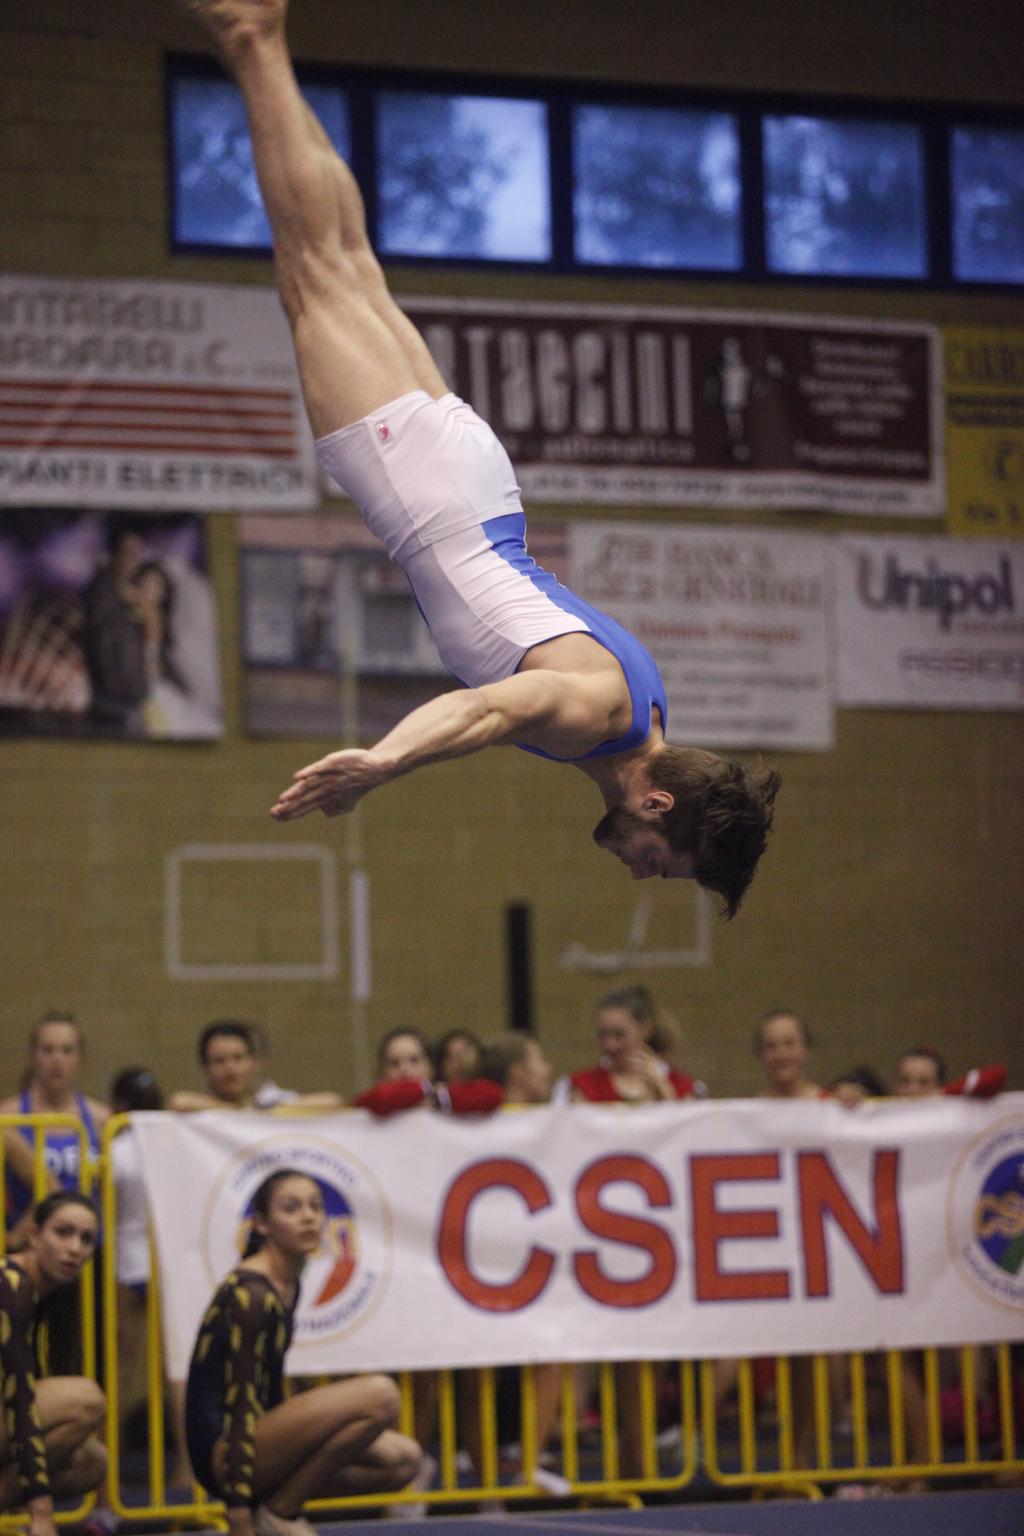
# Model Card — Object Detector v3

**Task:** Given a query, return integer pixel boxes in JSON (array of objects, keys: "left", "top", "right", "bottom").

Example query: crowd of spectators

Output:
[{"left": 0, "top": 999, "right": 1013, "bottom": 1526}]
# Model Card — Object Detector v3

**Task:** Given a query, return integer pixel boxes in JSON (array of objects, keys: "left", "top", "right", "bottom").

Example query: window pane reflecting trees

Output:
[
  {"left": 376, "top": 93, "right": 551, "bottom": 261},
  {"left": 764, "top": 115, "right": 927, "bottom": 278},
  {"left": 573, "top": 105, "right": 742, "bottom": 269},
  {"left": 171, "top": 78, "right": 350, "bottom": 248},
  {"left": 952, "top": 126, "right": 1024, "bottom": 283}
]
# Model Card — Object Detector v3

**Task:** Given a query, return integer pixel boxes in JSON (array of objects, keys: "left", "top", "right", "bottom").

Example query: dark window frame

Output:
[{"left": 164, "top": 52, "right": 1024, "bottom": 292}]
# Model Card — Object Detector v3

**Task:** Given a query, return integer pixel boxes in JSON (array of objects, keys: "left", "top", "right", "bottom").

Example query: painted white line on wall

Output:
[
  {"left": 165, "top": 842, "right": 339, "bottom": 981},
  {"left": 559, "top": 887, "right": 712, "bottom": 973}
]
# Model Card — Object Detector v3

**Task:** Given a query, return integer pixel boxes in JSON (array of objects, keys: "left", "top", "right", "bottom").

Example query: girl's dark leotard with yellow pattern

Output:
[
  {"left": 185, "top": 1268, "right": 294, "bottom": 1509},
  {"left": 0, "top": 1258, "right": 52, "bottom": 1503}
]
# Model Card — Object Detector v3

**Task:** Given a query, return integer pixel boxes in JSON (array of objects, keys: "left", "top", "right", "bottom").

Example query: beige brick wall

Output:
[{"left": 0, "top": 0, "right": 1021, "bottom": 1105}]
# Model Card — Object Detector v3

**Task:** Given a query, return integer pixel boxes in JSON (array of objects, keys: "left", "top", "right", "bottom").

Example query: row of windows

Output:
[{"left": 167, "top": 59, "right": 1024, "bottom": 287}]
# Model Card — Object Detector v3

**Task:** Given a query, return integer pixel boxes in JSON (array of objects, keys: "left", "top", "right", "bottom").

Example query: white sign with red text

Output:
[
  {"left": 132, "top": 1098, "right": 1024, "bottom": 1380},
  {"left": 569, "top": 521, "right": 833, "bottom": 749},
  {"left": 0, "top": 274, "right": 317, "bottom": 509}
]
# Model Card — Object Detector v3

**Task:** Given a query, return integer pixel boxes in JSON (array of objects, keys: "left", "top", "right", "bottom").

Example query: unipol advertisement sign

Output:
[
  {"left": 133, "top": 1098, "right": 1024, "bottom": 1379},
  {"left": 836, "top": 534, "right": 1024, "bottom": 709},
  {"left": 401, "top": 297, "right": 943, "bottom": 516},
  {"left": 0, "top": 274, "right": 317, "bottom": 510},
  {"left": 569, "top": 521, "right": 833, "bottom": 750}
]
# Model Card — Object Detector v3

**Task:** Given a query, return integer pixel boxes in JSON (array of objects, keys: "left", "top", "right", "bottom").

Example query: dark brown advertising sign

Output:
[{"left": 402, "top": 298, "right": 942, "bottom": 516}]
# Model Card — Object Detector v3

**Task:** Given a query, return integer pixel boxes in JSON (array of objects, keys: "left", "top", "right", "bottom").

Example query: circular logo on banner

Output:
[
  {"left": 947, "top": 1116, "right": 1024, "bottom": 1312},
  {"left": 199, "top": 1133, "right": 393, "bottom": 1349}
]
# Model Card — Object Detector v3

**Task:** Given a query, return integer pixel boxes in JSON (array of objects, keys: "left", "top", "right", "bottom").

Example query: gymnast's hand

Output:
[{"left": 270, "top": 749, "right": 387, "bottom": 820}]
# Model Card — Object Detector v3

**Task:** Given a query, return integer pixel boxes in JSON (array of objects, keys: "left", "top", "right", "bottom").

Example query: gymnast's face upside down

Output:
[{"left": 591, "top": 804, "right": 697, "bottom": 881}]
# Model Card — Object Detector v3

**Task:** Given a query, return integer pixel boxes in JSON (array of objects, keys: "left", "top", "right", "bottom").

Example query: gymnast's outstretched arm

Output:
[{"left": 270, "top": 670, "right": 620, "bottom": 820}]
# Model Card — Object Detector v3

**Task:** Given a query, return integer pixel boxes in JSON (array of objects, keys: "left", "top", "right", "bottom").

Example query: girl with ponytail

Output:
[{"left": 185, "top": 1169, "right": 421, "bottom": 1536}]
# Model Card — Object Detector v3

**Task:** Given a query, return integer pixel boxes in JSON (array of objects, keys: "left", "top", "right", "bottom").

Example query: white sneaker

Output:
[{"left": 527, "top": 1466, "right": 571, "bottom": 1498}]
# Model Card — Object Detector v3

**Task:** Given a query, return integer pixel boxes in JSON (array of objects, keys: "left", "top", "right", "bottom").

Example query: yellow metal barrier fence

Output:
[
  {"left": 700, "top": 1345, "right": 1024, "bottom": 1496},
  {"left": 3, "top": 1112, "right": 1021, "bottom": 1529}
]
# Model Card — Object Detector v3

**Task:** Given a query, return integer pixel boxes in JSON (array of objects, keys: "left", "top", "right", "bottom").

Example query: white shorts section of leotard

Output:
[
  {"left": 316, "top": 391, "right": 517, "bottom": 562},
  {"left": 315, "top": 391, "right": 588, "bottom": 685}
]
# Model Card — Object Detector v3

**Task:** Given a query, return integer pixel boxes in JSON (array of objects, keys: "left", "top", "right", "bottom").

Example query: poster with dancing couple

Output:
[{"left": 0, "top": 509, "right": 222, "bottom": 740}]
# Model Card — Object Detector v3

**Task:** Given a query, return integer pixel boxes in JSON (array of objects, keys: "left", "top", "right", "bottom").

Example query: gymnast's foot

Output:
[
  {"left": 175, "top": 0, "right": 287, "bottom": 57},
  {"left": 253, "top": 1505, "right": 318, "bottom": 1536}
]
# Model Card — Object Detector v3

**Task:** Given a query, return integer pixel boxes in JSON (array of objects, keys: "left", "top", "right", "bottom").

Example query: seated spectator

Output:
[
  {"left": 0, "top": 1011, "right": 109, "bottom": 1233},
  {"left": 717, "top": 1008, "right": 826, "bottom": 1471},
  {"left": 379, "top": 1028, "right": 432, "bottom": 1082},
  {"left": 886, "top": 1044, "right": 999, "bottom": 1486},
  {"left": 185, "top": 1169, "right": 420, "bottom": 1536},
  {"left": 894, "top": 1046, "right": 1006, "bottom": 1100},
  {"left": 0, "top": 1193, "right": 107, "bottom": 1533},
  {"left": 478, "top": 1034, "right": 554, "bottom": 1106},
  {"left": 753, "top": 1008, "right": 823, "bottom": 1099},
  {"left": 357, "top": 1030, "right": 497, "bottom": 1515},
  {"left": 464, "top": 1035, "right": 568, "bottom": 1497},
  {"left": 432, "top": 1030, "right": 482, "bottom": 1085},
  {"left": 170, "top": 1021, "right": 260, "bottom": 1113},
  {"left": 570, "top": 986, "right": 703, "bottom": 1103},
  {"left": 830, "top": 1064, "right": 886, "bottom": 1110},
  {"left": 569, "top": 989, "right": 699, "bottom": 1478},
  {"left": 107, "top": 1068, "right": 190, "bottom": 1494},
  {"left": 170, "top": 1021, "right": 343, "bottom": 1114},
  {"left": 356, "top": 1029, "right": 501, "bottom": 1117}
]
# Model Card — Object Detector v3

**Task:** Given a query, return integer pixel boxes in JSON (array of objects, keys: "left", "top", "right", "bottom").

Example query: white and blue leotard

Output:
[{"left": 315, "top": 390, "right": 667, "bottom": 763}]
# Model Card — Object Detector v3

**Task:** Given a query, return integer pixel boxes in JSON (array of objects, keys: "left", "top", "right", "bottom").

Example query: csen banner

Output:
[
  {"left": 835, "top": 533, "right": 1024, "bottom": 710},
  {"left": 133, "top": 1097, "right": 1024, "bottom": 1380},
  {"left": 945, "top": 327, "right": 1024, "bottom": 538},
  {"left": 397, "top": 297, "right": 943, "bottom": 515},
  {"left": 0, "top": 274, "right": 317, "bottom": 510}
]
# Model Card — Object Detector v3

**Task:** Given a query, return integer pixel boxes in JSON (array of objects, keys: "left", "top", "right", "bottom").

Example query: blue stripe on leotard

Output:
[{"left": 480, "top": 512, "right": 668, "bottom": 763}]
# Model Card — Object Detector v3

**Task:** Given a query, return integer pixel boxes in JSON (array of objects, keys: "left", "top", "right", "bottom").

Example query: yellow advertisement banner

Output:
[{"left": 945, "top": 328, "right": 1024, "bottom": 537}]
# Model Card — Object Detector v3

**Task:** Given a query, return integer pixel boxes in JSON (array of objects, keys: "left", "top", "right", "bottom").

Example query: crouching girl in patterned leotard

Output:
[
  {"left": 0, "top": 1192, "right": 106, "bottom": 1536},
  {"left": 185, "top": 1169, "right": 420, "bottom": 1536}
]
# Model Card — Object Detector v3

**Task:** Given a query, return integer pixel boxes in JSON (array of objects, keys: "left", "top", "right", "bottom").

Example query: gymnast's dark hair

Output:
[
  {"left": 645, "top": 747, "right": 781, "bottom": 919},
  {"left": 33, "top": 1192, "right": 98, "bottom": 1377},
  {"left": 241, "top": 1168, "right": 317, "bottom": 1259}
]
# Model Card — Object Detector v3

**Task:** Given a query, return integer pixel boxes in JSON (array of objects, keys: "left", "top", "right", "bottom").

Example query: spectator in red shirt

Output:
[
  {"left": 569, "top": 988, "right": 699, "bottom": 1477},
  {"left": 432, "top": 1030, "right": 482, "bottom": 1086},
  {"left": 570, "top": 987, "right": 703, "bottom": 1104},
  {"left": 355, "top": 1028, "right": 501, "bottom": 1117},
  {"left": 894, "top": 1046, "right": 1006, "bottom": 1100}
]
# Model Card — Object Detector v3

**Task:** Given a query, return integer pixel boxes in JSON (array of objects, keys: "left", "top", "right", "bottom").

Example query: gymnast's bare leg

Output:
[{"left": 178, "top": 0, "right": 447, "bottom": 436}]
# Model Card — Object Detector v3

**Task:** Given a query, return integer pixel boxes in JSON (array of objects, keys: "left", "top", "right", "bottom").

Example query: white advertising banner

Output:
[
  {"left": 0, "top": 274, "right": 317, "bottom": 509},
  {"left": 836, "top": 534, "right": 1024, "bottom": 709},
  {"left": 568, "top": 521, "right": 833, "bottom": 750},
  {"left": 133, "top": 1098, "right": 1024, "bottom": 1380}
]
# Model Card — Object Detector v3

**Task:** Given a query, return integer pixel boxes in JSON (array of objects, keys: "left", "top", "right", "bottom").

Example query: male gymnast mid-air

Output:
[{"left": 180, "top": 0, "right": 780, "bottom": 917}]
